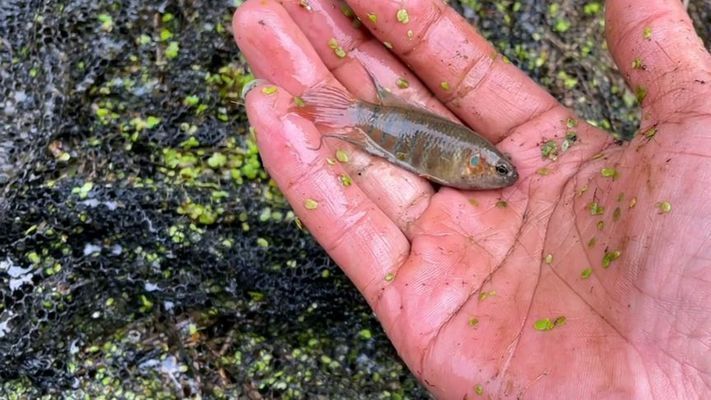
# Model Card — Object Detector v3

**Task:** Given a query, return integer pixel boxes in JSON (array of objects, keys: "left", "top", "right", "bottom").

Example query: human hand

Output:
[{"left": 233, "top": 0, "right": 711, "bottom": 398}]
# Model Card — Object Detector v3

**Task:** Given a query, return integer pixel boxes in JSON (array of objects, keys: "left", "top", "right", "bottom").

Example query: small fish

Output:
[{"left": 292, "top": 75, "right": 518, "bottom": 190}]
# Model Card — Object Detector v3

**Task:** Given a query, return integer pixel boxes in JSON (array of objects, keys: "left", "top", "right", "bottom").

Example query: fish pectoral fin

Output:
[
  {"left": 416, "top": 172, "right": 447, "bottom": 186},
  {"left": 309, "top": 127, "right": 369, "bottom": 151}
]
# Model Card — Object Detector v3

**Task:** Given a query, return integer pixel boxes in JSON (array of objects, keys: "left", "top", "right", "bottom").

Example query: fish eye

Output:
[{"left": 495, "top": 163, "right": 510, "bottom": 176}]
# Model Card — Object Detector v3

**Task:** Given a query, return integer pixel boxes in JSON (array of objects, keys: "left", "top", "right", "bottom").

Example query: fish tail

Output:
[{"left": 292, "top": 84, "right": 359, "bottom": 128}]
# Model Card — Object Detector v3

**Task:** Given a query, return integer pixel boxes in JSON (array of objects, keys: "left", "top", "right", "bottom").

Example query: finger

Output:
[
  {"left": 345, "top": 0, "right": 562, "bottom": 143},
  {"left": 244, "top": 82, "right": 411, "bottom": 307},
  {"left": 606, "top": 0, "right": 711, "bottom": 118},
  {"left": 279, "top": 0, "right": 455, "bottom": 119},
  {"left": 234, "top": 0, "right": 434, "bottom": 235}
]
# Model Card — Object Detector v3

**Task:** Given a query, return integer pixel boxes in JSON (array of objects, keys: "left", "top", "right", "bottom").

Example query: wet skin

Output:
[{"left": 234, "top": 0, "right": 711, "bottom": 398}]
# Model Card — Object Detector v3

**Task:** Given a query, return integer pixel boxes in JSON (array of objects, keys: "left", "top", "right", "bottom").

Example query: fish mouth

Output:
[{"left": 509, "top": 168, "right": 519, "bottom": 183}]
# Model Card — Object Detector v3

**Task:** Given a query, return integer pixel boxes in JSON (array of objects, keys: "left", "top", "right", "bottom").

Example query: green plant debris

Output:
[
  {"left": 643, "top": 26, "right": 652, "bottom": 40},
  {"left": 468, "top": 317, "right": 479, "bottom": 328},
  {"left": 534, "top": 316, "right": 566, "bottom": 331},
  {"left": 293, "top": 96, "right": 305, "bottom": 107},
  {"left": 340, "top": 4, "right": 354, "bottom": 17},
  {"left": 129, "top": 115, "right": 161, "bottom": 131},
  {"left": 138, "top": 33, "right": 152, "bottom": 45},
  {"left": 478, "top": 290, "right": 496, "bottom": 301},
  {"left": 396, "top": 9, "right": 410, "bottom": 24},
  {"left": 581, "top": 268, "right": 593, "bottom": 279},
  {"left": 548, "top": 3, "right": 560, "bottom": 16},
  {"left": 98, "top": 14, "right": 113, "bottom": 31},
  {"left": 601, "top": 167, "right": 618, "bottom": 179},
  {"left": 256, "top": 238, "right": 269, "bottom": 248},
  {"left": 613, "top": 206, "right": 621, "bottom": 221},
  {"left": 165, "top": 41, "right": 179, "bottom": 59},
  {"left": 339, "top": 174, "right": 352, "bottom": 187},
  {"left": 304, "top": 198, "right": 319, "bottom": 210},
  {"left": 642, "top": 126, "right": 657, "bottom": 139},
  {"left": 384, "top": 272, "right": 395, "bottom": 282},
  {"left": 440, "top": 81, "right": 450, "bottom": 91},
  {"left": 248, "top": 291, "right": 264, "bottom": 302},
  {"left": 396, "top": 77, "right": 410, "bottom": 89},
  {"left": 177, "top": 201, "right": 219, "bottom": 225},
  {"left": 631, "top": 57, "right": 645, "bottom": 70},
  {"left": 602, "top": 250, "right": 621, "bottom": 268},
  {"left": 533, "top": 319, "right": 554, "bottom": 331},
  {"left": 541, "top": 140, "right": 558, "bottom": 160},
  {"left": 562, "top": 131, "right": 577, "bottom": 151},
  {"left": 160, "top": 28, "right": 173, "bottom": 41},
  {"left": 566, "top": 118, "right": 578, "bottom": 128},
  {"left": 183, "top": 95, "right": 200, "bottom": 107},
  {"left": 143, "top": 115, "right": 160, "bottom": 129},
  {"left": 554, "top": 18, "right": 571, "bottom": 33},
  {"left": 557, "top": 71, "right": 578, "bottom": 89},
  {"left": 635, "top": 86, "right": 647, "bottom": 103},
  {"left": 328, "top": 38, "right": 347, "bottom": 58},
  {"left": 588, "top": 202, "right": 604, "bottom": 215},
  {"left": 207, "top": 152, "right": 227, "bottom": 168},
  {"left": 358, "top": 329, "right": 373, "bottom": 340},
  {"left": 336, "top": 149, "right": 349, "bottom": 163},
  {"left": 367, "top": 12, "right": 377, "bottom": 23},
  {"left": 657, "top": 201, "right": 672, "bottom": 214},
  {"left": 139, "top": 295, "right": 153, "bottom": 312},
  {"left": 27, "top": 251, "right": 41, "bottom": 264},
  {"left": 72, "top": 182, "right": 94, "bottom": 199},
  {"left": 583, "top": 2, "right": 602, "bottom": 15},
  {"left": 95, "top": 107, "right": 111, "bottom": 120},
  {"left": 294, "top": 216, "right": 306, "bottom": 231},
  {"left": 261, "top": 86, "right": 278, "bottom": 95},
  {"left": 474, "top": 384, "right": 484, "bottom": 396}
]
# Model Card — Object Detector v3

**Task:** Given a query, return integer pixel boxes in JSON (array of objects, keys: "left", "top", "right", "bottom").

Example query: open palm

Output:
[{"left": 234, "top": 0, "right": 711, "bottom": 398}]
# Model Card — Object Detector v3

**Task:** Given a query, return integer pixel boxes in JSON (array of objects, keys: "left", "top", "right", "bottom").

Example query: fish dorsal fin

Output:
[{"left": 362, "top": 67, "right": 434, "bottom": 114}]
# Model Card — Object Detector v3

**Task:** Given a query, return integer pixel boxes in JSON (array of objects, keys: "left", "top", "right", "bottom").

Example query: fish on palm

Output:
[{"left": 289, "top": 73, "right": 518, "bottom": 190}]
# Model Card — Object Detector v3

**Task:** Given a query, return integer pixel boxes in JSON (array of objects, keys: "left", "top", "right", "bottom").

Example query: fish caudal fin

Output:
[{"left": 292, "top": 84, "right": 358, "bottom": 128}]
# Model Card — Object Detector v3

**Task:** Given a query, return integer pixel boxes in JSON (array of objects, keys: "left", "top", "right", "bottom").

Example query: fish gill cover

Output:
[{"left": 0, "top": 0, "right": 708, "bottom": 398}]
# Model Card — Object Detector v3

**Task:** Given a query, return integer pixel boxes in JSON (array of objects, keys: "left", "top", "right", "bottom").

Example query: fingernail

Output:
[{"left": 241, "top": 78, "right": 271, "bottom": 99}]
